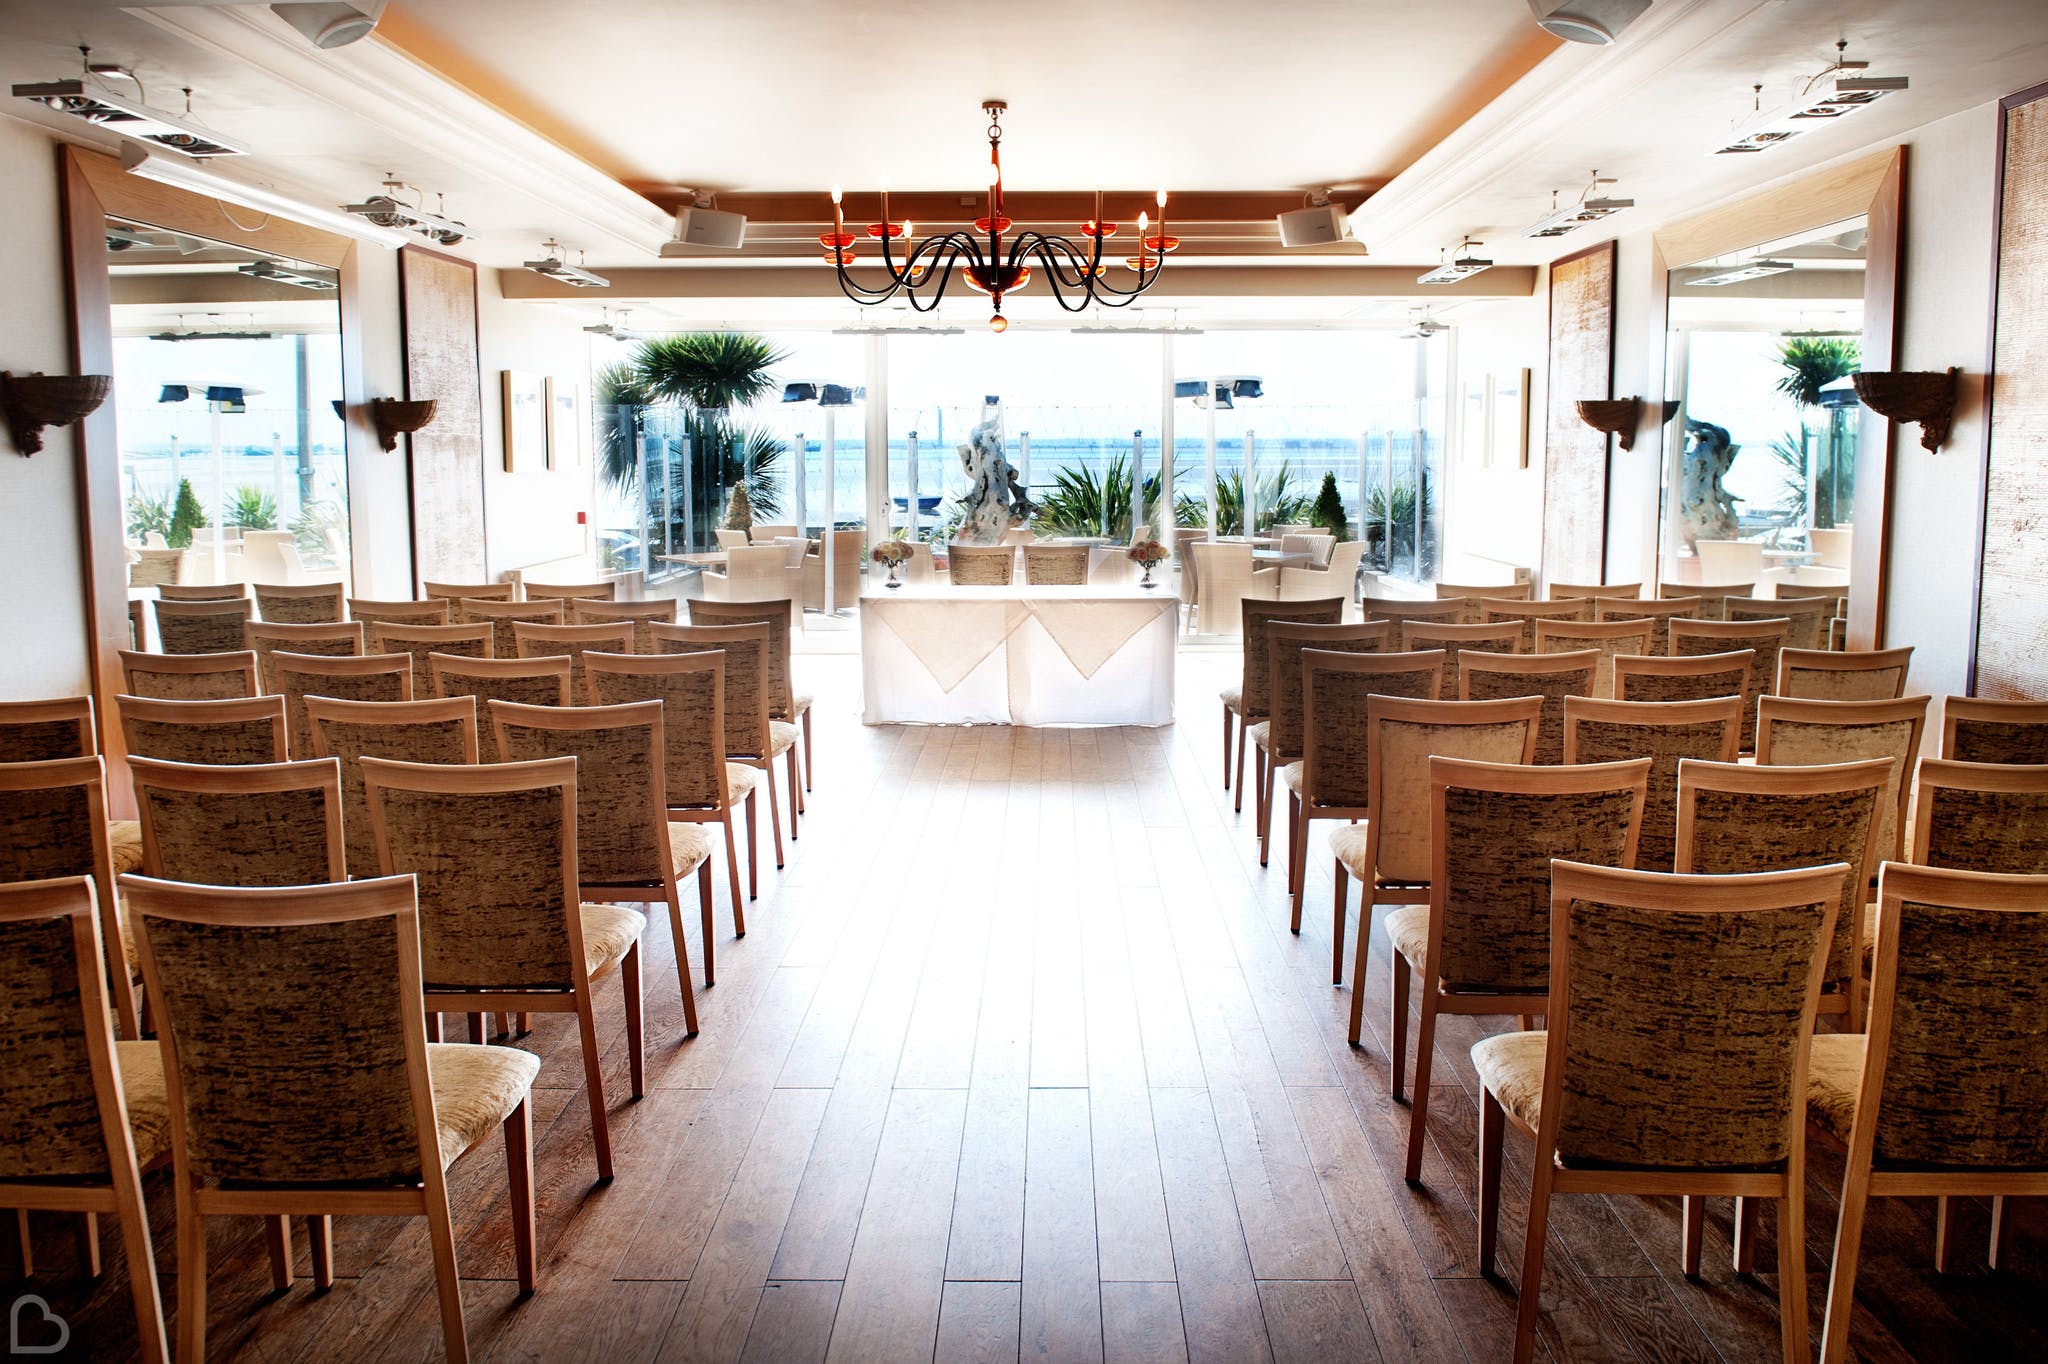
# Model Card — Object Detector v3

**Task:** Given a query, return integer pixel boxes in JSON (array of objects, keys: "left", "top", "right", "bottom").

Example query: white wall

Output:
[
  {"left": 473, "top": 280, "right": 596, "bottom": 581},
  {"left": 344, "top": 241, "right": 414, "bottom": 598},
  {"left": 1606, "top": 230, "right": 1664, "bottom": 585},
  {"left": 0, "top": 117, "right": 91, "bottom": 699},
  {"left": 1444, "top": 289, "right": 1548, "bottom": 578}
]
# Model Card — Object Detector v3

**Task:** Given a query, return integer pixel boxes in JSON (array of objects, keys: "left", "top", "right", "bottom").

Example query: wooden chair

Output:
[
  {"left": 1277, "top": 540, "right": 1366, "bottom": 610},
  {"left": 1810, "top": 863, "right": 2048, "bottom": 1362},
  {"left": 512, "top": 620, "right": 635, "bottom": 704},
  {"left": 491, "top": 697, "right": 706, "bottom": 1025},
  {"left": 1224, "top": 596, "right": 1344, "bottom": 810},
  {"left": 1288, "top": 649, "right": 1445, "bottom": 970},
  {"left": 244, "top": 619, "right": 365, "bottom": 694},
  {"left": 585, "top": 650, "right": 751, "bottom": 950},
  {"left": 1531, "top": 617, "right": 1654, "bottom": 699},
  {"left": 1939, "top": 696, "right": 2048, "bottom": 764},
  {"left": 118, "top": 648, "right": 260, "bottom": 701},
  {"left": 1776, "top": 646, "right": 1913, "bottom": 701},
  {"left": 706, "top": 545, "right": 804, "bottom": 609},
  {"left": 1663, "top": 581, "right": 1757, "bottom": 621},
  {"left": 153, "top": 598, "right": 253, "bottom": 655},
  {"left": 522, "top": 579, "right": 618, "bottom": 603},
  {"left": 1593, "top": 595, "right": 1700, "bottom": 655},
  {"left": 1562, "top": 695, "right": 1743, "bottom": 873},
  {"left": 571, "top": 597, "right": 680, "bottom": 652},
  {"left": 118, "top": 693, "right": 288, "bottom": 766},
  {"left": 948, "top": 543, "right": 1016, "bottom": 586},
  {"left": 0, "top": 876, "right": 169, "bottom": 1363},
  {"left": 1756, "top": 696, "right": 1930, "bottom": 874},
  {"left": 130, "top": 756, "right": 346, "bottom": 887},
  {"left": 1188, "top": 541, "right": 1272, "bottom": 635},
  {"left": 0, "top": 695, "right": 97, "bottom": 761},
  {"left": 156, "top": 582, "right": 248, "bottom": 602},
  {"left": 652, "top": 621, "right": 799, "bottom": 855},
  {"left": 127, "top": 596, "right": 146, "bottom": 650},
  {"left": 1676, "top": 757, "right": 1889, "bottom": 1032},
  {"left": 1396, "top": 621, "right": 1523, "bottom": 698},
  {"left": 1479, "top": 596, "right": 1590, "bottom": 630},
  {"left": 372, "top": 621, "right": 494, "bottom": 698},
  {"left": 1436, "top": 580, "right": 1531, "bottom": 621},
  {"left": 1545, "top": 580, "right": 1642, "bottom": 601},
  {"left": 124, "top": 873, "right": 540, "bottom": 1364},
  {"left": 1335, "top": 694, "right": 1543, "bottom": 1028},
  {"left": 1729, "top": 594, "right": 1829, "bottom": 651},
  {"left": 1613, "top": 648, "right": 1755, "bottom": 704},
  {"left": 1909, "top": 759, "right": 2048, "bottom": 874},
  {"left": 431, "top": 654, "right": 573, "bottom": 759},
  {"left": 689, "top": 597, "right": 814, "bottom": 794},
  {"left": 362, "top": 755, "right": 644, "bottom": 1180},
  {"left": 458, "top": 599, "right": 565, "bottom": 660},
  {"left": 347, "top": 597, "right": 452, "bottom": 628},
  {"left": 307, "top": 696, "right": 480, "bottom": 880},
  {"left": 421, "top": 579, "right": 515, "bottom": 602},
  {"left": 1459, "top": 648, "right": 1599, "bottom": 766},
  {"left": 1670, "top": 616, "right": 1791, "bottom": 752},
  {"left": 1384, "top": 755, "right": 1649, "bottom": 1181},
  {"left": 272, "top": 651, "right": 412, "bottom": 760},
  {"left": 1022, "top": 543, "right": 1090, "bottom": 585},
  {"left": 1252, "top": 620, "right": 1390, "bottom": 864},
  {"left": 0, "top": 757, "right": 137, "bottom": 1037},
  {"left": 751, "top": 523, "right": 798, "bottom": 543},
  {"left": 1473, "top": 859, "right": 1847, "bottom": 1364},
  {"left": 1361, "top": 595, "right": 1466, "bottom": 629},
  {"left": 253, "top": 581, "right": 346, "bottom": 624}
]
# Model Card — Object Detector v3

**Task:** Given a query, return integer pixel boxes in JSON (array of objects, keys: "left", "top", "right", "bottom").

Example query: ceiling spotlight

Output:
[
  {"left": 1399, "top": 310, "right": 1448, "bottom": 340},
  {"left": 1688, "top": 259, "right": 1796, "bottom": 287},
  {"left": 1714, "top": 45, "right": 1909, "bottom": 156},
  {"left": 270, "top": 2, "right": 388, "bottom": 48},
  {"left": 237, "top": 259, "right": 338, "bottom": 291},
  {"left": 15, "top": 52, "right": 243, "bottom": 158},
  {"left": 1418, "top": 238, "right": 1493, "bottom": 284},
  {"left": 523, "top": 240, "right": 609, "bottom": 288},
  {"left": 1523, "top": 172, "right": 1634, "bottom": 239},
  {"left": 341, "top": 175, "right": 469, "bottom": 244},
  {"left": 583, "top": 308, "right": 654, "bottom": 340},
  {"left": 1526, "top": 0, "right": 1651, "bottom": 44}
]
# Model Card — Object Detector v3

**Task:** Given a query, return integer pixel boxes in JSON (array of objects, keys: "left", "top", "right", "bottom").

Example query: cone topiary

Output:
[
  {"left": 724, "top": 479, "right": 754, "bottom": 534},
  {"left": 1310, "top": 471, "right": 1349, "bottom": 539},
  {"left": 167, "top": 477, "right": 209, "bottom": 549}
]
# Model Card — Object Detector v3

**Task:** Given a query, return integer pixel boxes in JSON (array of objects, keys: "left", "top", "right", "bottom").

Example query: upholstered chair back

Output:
[
  {"left": 523, "top": 580, "right": 617, "bottom": 603},
  {"left": 1437, "top": 580, "right": 1531, "bottom": 621},
  {"left": 1531, "top": 619, "right": 1655, "bottom": 700},
  {"left": 371, "top": 622, "right": 493, "bottom": 697},
  {"left": 1756, "top": 695, "right": 1929, "bottom": 866},
  {"left": 688, "top": 599, "right": 797, "bottom": 717},
  {"left": 307, "top": 696, "right": 479, "bottom": 879},
  {"left": 513, "top": 621, "right": 635, "bottom": 703},
  {"left": 1911, "top": 760, "right": 2048, "bottom": 874},
  {"left": 0, "top": 757, "right": 111, "bottom": 886},
  {"left": 1364, "top": 696, "right": 1542, "bottom": 886},
  {"left": 253, "top": 582, "right": 345, "bottom": 625},
  {"left": 1239, "top": 597, "right": 1345, "bottom": 720},
  {"left": 456, "top": 599, "right": 565, "bottom": 660},
  {"left": 1670, "top": 617, "right": 1790, "bottom": 750},
  {"left": 1593, "top": 596, "right": 1701, "bottom": 655},
  {"left": 585, "top": 650, "right": 729, "bottom": 812},
  {"left": 0, "top": 878, "right": 127, "bottom": 1180},
  {"left": 1614, "top": 650, "right": 1754, "bottom": 706},
  {"left": 1361, "top": 596, "right": 1465, "bottom": 629},
  {"left": 651, "top": 622, "right": 771, "bottom": 761},
  {"left": 571, "top": 597, "right": 681, "bottom": 652},
  {"left": 1264, "top": 621, "right": 1390, "bottom": 760},
  {"left": 492, "top": 699, "right": 670, "bottom": 888},
  {"left": 1022, "top": 544, "right": 1090, "bottom": 585},
  {"left": 245, "top": 620, "right": 365, "bottom": 694},
  {"left": 0, "top": 697, "right": 95, "bottom": 761},
  {"left": 422, "top": 580, "right": 515, "bottom": 601},
  {"left": 1398, "top": 622, "right": 1524, "bottom": 698},
  {"left": 1546, "top": 581, "right": 1642, "bottom": 601},
  {"left": 1481, "top": 597, "right": 1591, "bottom": 628},
  {"left": 346, "top": 598, "right": 452, "bottom": 629},
  {"left": 272, "top": 651, "right": 411, "bottom": 760},
  {"left": 1458, "top": 648, "right": 1599, "bottom": 766},
  {"left": 156, "top": 582, "right": 248, "bottom": 602},
  {"left": 1298, "top": 649, "right": 1444, "bottom": 812},
  {"left": 119, "top": 694, "right": 288, "bottom": 766},
  {"left": 1562, "top": 696, "right": 1744, "bottom": 874},
  {"left": 429, "top": 655, "right": 572, "bottom": 759},
  {"left": 131, "top": 756, "right": 345, "bottom": 887},
  {"left": 1728, "top": 595, "right": 1828, "bottom": 651},
  {"left": 117, "top": 648, "right": 260, "bottom": 700},
  {"left": 1776, "top": 646, "right": 1913, "bottom": 702},
  {"left": 153, "top": 598, "right": 253, "bottom": 655},
  {"left": 948, "top": 543, "right": 1016, "bottom": 586},
  {"left": 1940, "top": 698, "right": 2048, "bottom": 764}
]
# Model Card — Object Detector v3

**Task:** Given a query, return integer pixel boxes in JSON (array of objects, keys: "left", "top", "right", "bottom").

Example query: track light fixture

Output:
[
  {"left": 342, "top": 174, "right": 469, "bottom": 244},
  {"left": 1418, "top": 238, "right": 1493, "bottom": 284},
  {"left": 1523, "top": 172, "right": 1634, "bottom": 239},
  {"left": 522, "top": 240, "right": 609, "bottom": 288}
]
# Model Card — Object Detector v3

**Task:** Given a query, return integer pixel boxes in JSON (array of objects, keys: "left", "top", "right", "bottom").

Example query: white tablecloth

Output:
[{"left": 861, "top": 586, "right": 1178, "bottom": 726}]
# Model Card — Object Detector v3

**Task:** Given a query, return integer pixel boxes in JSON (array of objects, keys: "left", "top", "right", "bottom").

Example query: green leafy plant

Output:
[
  {"left": 1363, "top": 480, "right": 1437, "bottom": 576},
  {"left": 1775, "top": 337, "right": 1860, "bottom": 408},
  {"left": 126, "top": 490, "right": 171, "bottom": 543},
  {"left": 289, "top": 498, "right": 347, "bottom": 565},
  {"left": 1173, "top": 463, "right": 1312, "bottom": 536},
  {"left": 1309, "top": 471, "right": 1349, "bottom": 538},
  {"left": 227, "top": 484, "right": 277, "bottom": 530},
  {"left": 1030, "top": 454, "right": 1177, "bottom": 540},
  {"left": 167, "top": 478, "right": 208, "bottom": 549}
]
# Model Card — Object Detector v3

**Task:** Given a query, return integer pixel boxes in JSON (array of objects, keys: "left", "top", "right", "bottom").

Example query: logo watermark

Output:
[{"left": 8, "top": 1295, "right": 68, "bottom": 1355}]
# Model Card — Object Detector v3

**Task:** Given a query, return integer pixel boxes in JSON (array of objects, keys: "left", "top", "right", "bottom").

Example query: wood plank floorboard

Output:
[{"left": 24, "top": 650, "right": 2048, "bottom": 1361}]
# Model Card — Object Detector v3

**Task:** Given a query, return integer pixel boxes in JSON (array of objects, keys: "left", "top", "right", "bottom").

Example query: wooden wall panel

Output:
[
  {"left": 1975, "top": 90, "right": 2048, "bottom": 697},
  {"left": 1541, "top": 241, "right": 1616, "bottom": 586},
  {"left": 398, "top": 246, "right": 486, "bottom": 589}
]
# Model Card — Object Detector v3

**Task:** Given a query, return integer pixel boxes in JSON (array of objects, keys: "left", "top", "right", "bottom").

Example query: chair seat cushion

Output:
[
  {"left": 1221, "top": 686, "right": 1242, "bottom": 715},
  {"left": 426, "top": 1042, "right": 541, "bottom": 1167},
  {"left": 108, "top": 821, "right": 145, "bottom": 877},
  {"left": 668, "top": 821, "right": 714, "bottom": 875},
  {"left": 1280, "top": 760, "right": 1304, "bottom": 796},
  {"left": 579, "top": 903, "right": 646, "bottom": 978},
  {"left": 115, "top": 1040, "right": 171, "bottom": 1168},
  {"left": 1806, "top": 1033, "right": 1865, "bottom": 1145},
  {"left": 1247, "top": 721, "right": 1272, "bottom": 753},
  {"left": 1383, "top": 903, "right": 1429, "bottom": 968},
  {"left": 725, "top": 762, "right": 762, "bottom": 801},
  {"left": 1329, "top": 822, "right": 1369, "bottom": 878},
  {"left": 791, "top": 689, "right": 814, "bottom": 717},
  {"left": 769, "top": 720, "right": 801, "bottom": 755},
  {"left": 1471, "top": 1029, "right": 1549, "bottom": 1132}
]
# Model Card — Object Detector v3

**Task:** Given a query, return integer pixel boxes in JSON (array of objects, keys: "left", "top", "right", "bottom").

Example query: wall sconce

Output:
[
  {"left": 1575, "top": 396, "right": 1642, "bottom": 450},
  {"left": 1851, "top": 368, "right": 1959, "bottom": 452},
  {"left": 1, "top": 371, "right": 112, "bottom": 456},
  {"left": 363, "top": 397, "right": 437, "bottom": 452}
]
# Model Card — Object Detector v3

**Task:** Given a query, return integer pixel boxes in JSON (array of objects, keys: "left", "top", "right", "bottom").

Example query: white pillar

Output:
[
  {"left": 906, "top": 429, "right": 920, "bottom": 540},
  {"left": 1203, "top": 398, "right": 1218, "bottom": 538},
  {"left": 1129, "top": 429, "right": 1145, "bottom": 542},
  {"left": 1242, "top": 427, "right": 1257, "bottom": 537},
  {"left": 1159, "top": 334, "right": 1177, "bottom": 547},
  {"left": 1019, "top": 430, "right": 1031, "bottom": 495},
  {"left": 792, "top": 430, "right": 806, "bottom": 538},
  {"left": 823, "top": 407, "right": 838, "bottom": 613}
]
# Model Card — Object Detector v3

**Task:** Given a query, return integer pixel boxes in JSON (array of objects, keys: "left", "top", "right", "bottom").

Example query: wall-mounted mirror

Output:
[
  {"left": 1660, "top": 215, "right": 1867, "bottom": 591},
  {"left": 106, "top": 216, "right": 350, "bottom": 608}
]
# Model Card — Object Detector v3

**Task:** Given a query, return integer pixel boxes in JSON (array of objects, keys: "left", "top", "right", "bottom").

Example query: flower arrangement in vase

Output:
[
  {"left": 870, "top": 539, "right": 914, "bottom": 588},
  {"left": 1127, "top": 539, "right": 1168, "bottom": 589}
]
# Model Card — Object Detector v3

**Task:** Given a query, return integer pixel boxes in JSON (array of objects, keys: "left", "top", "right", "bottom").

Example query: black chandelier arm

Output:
[
  {"left": 1007, "top": 232, "right": 1105, "bottom": 291},
  {"left": 1006, "top": 231, "right": 1164, "bottom": 308},
  {"left": 832, "top": 231, "right": 984, "bottom": 304}
]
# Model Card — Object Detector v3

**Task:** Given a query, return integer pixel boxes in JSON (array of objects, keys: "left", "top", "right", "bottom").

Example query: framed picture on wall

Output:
[
  {"left": 1491, "top": 367, "right": 1531, "bottom": 469},
  {"left": 501, "top": 370, "right": 547, "bottom": 473},
  {"left": 1460, "top": 374, "right": 1490, "bottom": 466},
  {"left": 546, "top": 377, "right": 584, "bottom": 470}
]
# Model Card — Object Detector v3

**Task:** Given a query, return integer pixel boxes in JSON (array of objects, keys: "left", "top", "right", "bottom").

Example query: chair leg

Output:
[
  {"left": 1819, "top": 1171, "right": 1873, "bottom": 1364},
  {"left": 75, "top": 1211, "right": 101, "bottom": 1278},
  {"left": 698, "top": 862, "right": 718, "bottom": 992},
  {"left": 1777, "top": 1191, "right": 1811, "bottom": 1364},
  {"left": 721, "top": 812, "right": 745, "bottom": 937},
  {"left": 574, "top": 990, "right": 615, "bottom": 1180},
  {"left": 1233, "top": 718, "right": 1249, "bottom": 812},
  {"left": 1933, "top": 1196, "right": 1956, "bottom": 1272},
  {"left": 786, "top": 748, "right": 803, "bottom": 834},
  {"left": 1513, "top": 1141, "right": 1556, "bottom": 1364},
  {"left": 310, "top": 1216, "right": 333, "bottom": 1292},
  {"left": 111, "top": 1158, "right": 167, "bottom": 1364},
  {"left": 1258, "top": 754, "right": 1278, "bottom": 867},
  {"left": 1734, "top": 1196, "right": 1760, "bottom": 1274},
  {"left": 504, "top": 1097, "right": 536, "bottom": 1296},
  {"left": 1389, "top": 953, "right": 1410, "bottom": 1095},
  {"left": 264, "top": 1215, "right": 291, "bottom": 1291},
  {"left": 1990, "top": 1195, "right": 2013, "bottom": 1271},
  {"left": 1682, "top": 1196, "right": 1706, "bottom": 1277},
  {"left": 667, "top": 876, "right": 701, "bottom": 1035},
  {"left": 175, "top": 1181, "right": 206, "bottom": 1364},
  {"left": 1478, "top": 1087, "right": 1505, "bottom": 1277},
  {"left": 14, "top": 1208, "right": 31, "bottom": 1276},
  {"left": 1332, "top": 856, "right": 1350, "bottom": 988},
  {"left": 801, "top": 708, "right": 813, "bottom": 792},
  {"left": 1346, "top": 906, "right": 1373, "bottom": 1048},
  {"left": 424, "top": 1012, "right": 442, "bottom": 1043},
  {"left": 1222, "top": 706, "right": 1234, "bottom": 789},
  {"left": 744, "top": 793, "right": 760, "bottom": 900},
  {"left": 623, "top": 943, "right": 646, "bottom": 1099},
  {"left": 1402, "top": 988, "right": 1440, "bottom": 1185},
  {"left": 422, "top": 1174, "right": 469, "bottom": 1364},
  {"left": 1289, "top": 804, "right": 1310, "bottom": 930},
  {"left": 764, "top": 766, "right": 786, "bottom": 869},
  {"left": 1286, "top": 796, "right": 1304, "bottom": 934}
]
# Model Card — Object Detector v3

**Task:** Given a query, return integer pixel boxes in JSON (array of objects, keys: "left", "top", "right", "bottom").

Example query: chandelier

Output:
[{"left": 823, "top": 100, "right": 1174, "bottom": 332}]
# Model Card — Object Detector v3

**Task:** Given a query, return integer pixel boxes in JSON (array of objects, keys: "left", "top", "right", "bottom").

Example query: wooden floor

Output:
[{"left": 23, "top": 651, "right": 2048, "bottom": 1362}]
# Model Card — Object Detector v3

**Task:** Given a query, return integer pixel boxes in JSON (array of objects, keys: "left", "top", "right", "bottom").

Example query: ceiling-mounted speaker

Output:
[
  {"left": 1526, "top": 0, "right": 1651, "bottom": 44},
  {"left": 1276, "top": 203, "right": 1349, "bottom": 248},
  {"left": 659, "top": 206, "right": 747, "bottom": 255},
  {"left": 270, "top": 1, "right": 389, "bottom": 49}
]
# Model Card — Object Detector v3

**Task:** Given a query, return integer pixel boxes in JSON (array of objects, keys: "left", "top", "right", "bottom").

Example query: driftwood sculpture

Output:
[
  {"left": 1679, "top": 417, "right": 1741, "bottom": 549},
  {"left": 953, "top": 395, "right": 1033, "bottom": 544}
]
